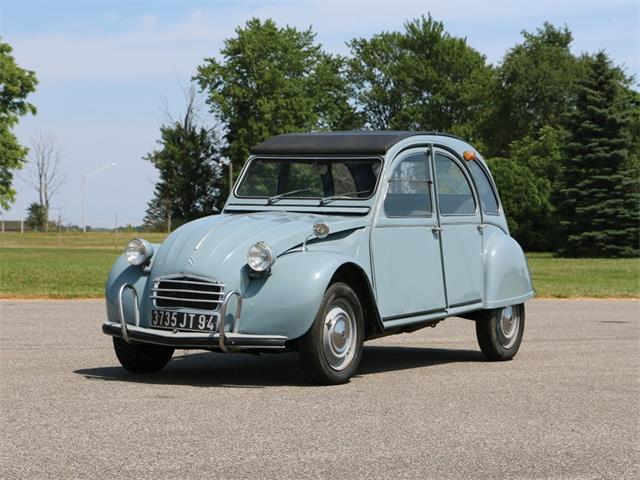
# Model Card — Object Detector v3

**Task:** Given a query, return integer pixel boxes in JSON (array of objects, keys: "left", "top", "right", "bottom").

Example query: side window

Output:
[
  {"left": 435, "top": 154, "right": 476, "bottom": 215},
  {"left": 384, "top": 153, "right": 432, "bottom": 217},
  {"left": 467, "top": 161, "right": 499, "bottom": 215}
]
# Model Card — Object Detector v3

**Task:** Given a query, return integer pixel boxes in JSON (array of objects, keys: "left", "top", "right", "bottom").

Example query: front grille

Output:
[{"left": 151, "top": 275, "right": 224, "bottom": 311}]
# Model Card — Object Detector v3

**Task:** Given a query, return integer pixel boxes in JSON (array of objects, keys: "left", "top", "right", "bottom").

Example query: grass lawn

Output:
[
  {"left": 0, "top": 247, "right": 120, "bottom": 298},
  {"left": 0, "top": 232, "right": 167, "bottom": 298},
  {"left": 527, "top": 253, "right": 639, "bottom": 298},
  {"left": 0, "top": 231, "right": 168, "bottom": 249},
  {"left": 0, "top": 233, "right": 638, "bottom": 299}
]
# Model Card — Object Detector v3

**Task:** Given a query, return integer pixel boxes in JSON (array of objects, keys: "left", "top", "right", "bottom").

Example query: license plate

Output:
[{"left": 150, "top": 310, "right": 217, "bottom": 332}]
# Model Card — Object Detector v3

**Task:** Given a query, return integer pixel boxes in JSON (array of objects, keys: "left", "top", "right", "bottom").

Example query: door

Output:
[
  {"left": 371, "top": 149, "right": 446, "bottom": 320},
  {"left": 432, "top": 151, "right": 483, "bottom": 308}
]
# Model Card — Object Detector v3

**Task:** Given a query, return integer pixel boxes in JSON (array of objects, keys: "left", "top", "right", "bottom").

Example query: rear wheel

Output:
[
  {"left": 475, "top": 304, "right": 525, "bottom": 361},
  {"left": 298, "top": 282, "right": 364, "bottom": 385},
  {"left": 113, "top": 337, "right": 174, "bottom": 374}
]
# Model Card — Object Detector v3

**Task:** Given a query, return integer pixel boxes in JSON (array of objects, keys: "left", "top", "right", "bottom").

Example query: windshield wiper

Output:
[
  {"left": 319, "top": 190, "right": 371, "bottom": 206},
  {"left": 267, "top": 188, "right": 317, "bottom": 205}
]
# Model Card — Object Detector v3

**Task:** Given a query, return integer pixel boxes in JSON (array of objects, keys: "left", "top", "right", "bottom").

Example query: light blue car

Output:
[{"left": 103, "top": 131, "right": 534, "bottom": 384}]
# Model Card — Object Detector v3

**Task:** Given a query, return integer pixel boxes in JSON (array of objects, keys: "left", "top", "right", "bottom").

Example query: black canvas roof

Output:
[{"left": 250, "top": 131, "right": 461, "bottom": 155}]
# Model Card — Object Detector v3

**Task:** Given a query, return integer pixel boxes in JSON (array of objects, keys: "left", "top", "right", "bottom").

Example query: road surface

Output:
[{"left": 1, "top": 299, "right": 638, "bottom": 479}]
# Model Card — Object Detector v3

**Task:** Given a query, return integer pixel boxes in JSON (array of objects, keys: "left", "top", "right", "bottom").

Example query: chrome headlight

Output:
[
  {"left": 247, "top": 241, "right": 274, "bottom": 272},
  {"left": 125, "top": 238, "right": 154, "bottom": 266}
]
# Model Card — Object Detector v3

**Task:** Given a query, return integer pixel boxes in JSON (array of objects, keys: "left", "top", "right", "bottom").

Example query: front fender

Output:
[
  {"left": 105, "top": 254, "right": 150, "bottom": 325},
  {"left": 239, "top": 250, "right": 361, "bottom": 340},
  {"left": 483, "top": 227, "right": 534, "bottom": 309}
]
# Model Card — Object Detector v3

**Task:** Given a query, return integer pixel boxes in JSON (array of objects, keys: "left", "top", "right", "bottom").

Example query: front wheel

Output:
[
  {"left": 113, "top": 337, "right": 174, "bottom": 374},
  {"left": 298, "top": 282, "right": 364, "bottom": 385},
  {"left": 475, "top": 304, "right": 525, "bottom": 361}
]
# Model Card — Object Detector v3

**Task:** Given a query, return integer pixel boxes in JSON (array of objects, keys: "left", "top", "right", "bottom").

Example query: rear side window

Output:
[
  {"left": 467, "top": 161, "right": 499, "bottom": 215},
  {"left": 384, "top": 153, "right": 432, "bottom": 217},
  {"left": 434, "top": 154, "right": 476, "bottom": 215}
]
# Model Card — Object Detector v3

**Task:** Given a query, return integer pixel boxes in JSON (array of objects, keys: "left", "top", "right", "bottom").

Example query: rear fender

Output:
[{"left": 483, "top": 227, "right": 534, "bottom": 309}]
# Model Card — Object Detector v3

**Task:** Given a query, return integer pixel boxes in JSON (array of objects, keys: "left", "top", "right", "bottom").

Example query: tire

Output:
[
  {"left": 475, "top": 303, "right": 525, "bottom": 361},
  {"left": 298, "top": 282, "right": 365, "bottom": 385},
  {"left": 112, "top": 337, "right": 174, "bottom": 374}
]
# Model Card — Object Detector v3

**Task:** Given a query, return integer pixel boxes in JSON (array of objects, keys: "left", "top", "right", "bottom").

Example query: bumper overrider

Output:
[{"left": 102, "top": 284, "right": 287, "bottom": 351}]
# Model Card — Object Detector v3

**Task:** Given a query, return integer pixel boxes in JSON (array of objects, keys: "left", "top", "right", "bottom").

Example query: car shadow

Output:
[{"left": 74, "top": 345, "right": 484, "bottom": 388}]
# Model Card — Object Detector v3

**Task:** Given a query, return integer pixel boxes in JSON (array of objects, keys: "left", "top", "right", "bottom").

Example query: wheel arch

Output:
[{"left": 330, "top": 262, "right": 384, "bottom": 339}]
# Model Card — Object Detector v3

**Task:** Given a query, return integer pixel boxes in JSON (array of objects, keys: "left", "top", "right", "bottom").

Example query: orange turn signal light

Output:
[{"left": 463, "top": 151, "right": 476, "bottom": 161}]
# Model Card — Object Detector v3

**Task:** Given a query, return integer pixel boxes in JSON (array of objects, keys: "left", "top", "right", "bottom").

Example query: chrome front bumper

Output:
[{"left": 102, "top": 284, "right": 287, "bottom": 351}]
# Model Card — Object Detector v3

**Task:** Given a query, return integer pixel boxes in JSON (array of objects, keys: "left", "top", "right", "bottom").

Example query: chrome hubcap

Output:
[
  {"left": 498, "top": 305, "right": 520, "bottom": 349},
  {"left": 322, "top": 304, "right": 356, "bottom": 371}
]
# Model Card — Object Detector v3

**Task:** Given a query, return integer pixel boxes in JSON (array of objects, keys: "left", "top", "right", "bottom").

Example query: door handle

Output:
[{"left": 432, "top": 226, "right": 443, "bottom": 234}]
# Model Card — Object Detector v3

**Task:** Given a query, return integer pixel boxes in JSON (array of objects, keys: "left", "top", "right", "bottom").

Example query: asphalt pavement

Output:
[{"left": 0, "top": 299, "right": 638, "bottom": 479}]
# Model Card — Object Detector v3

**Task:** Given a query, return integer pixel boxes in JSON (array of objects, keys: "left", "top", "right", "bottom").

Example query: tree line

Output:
[
  {"left": 144, "top": 16, "right": 638, "bottom": 257},
  {"left": 1, "top": 16, "right": 638, "bottom": 256}
]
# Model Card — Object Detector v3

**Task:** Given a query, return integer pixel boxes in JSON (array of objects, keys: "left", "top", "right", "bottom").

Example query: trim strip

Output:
[
  {"left": 383, "top": 307, "right": 446, "bottom": 322},
  {"left": 448, "top": 298, "right": 482, "bottom": 309}
]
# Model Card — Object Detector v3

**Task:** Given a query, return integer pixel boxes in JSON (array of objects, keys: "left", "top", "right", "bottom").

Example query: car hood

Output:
[{"left": 149, "top": 211, "right": 367, "bottom": 280}]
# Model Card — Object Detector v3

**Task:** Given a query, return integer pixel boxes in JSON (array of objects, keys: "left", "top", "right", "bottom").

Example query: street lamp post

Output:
[{"left": 82, "top": 162, "right": 116, "bottom": 233}]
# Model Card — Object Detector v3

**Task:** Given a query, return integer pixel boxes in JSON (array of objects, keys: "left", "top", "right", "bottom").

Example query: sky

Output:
[{"left": 1, "top": 0, "right": 639, "bottom": 228}]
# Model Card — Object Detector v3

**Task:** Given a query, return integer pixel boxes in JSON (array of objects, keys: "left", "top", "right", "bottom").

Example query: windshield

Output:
[{"left": 236, "top": 158, "right": 382, "bottom": 200}]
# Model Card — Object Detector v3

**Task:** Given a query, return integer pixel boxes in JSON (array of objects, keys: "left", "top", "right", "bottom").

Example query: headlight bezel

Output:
[
  {"left": 246, "top": 241, "right": 274, "bottom": 272},
  {"left": 125, "top": 238, "right": 154, "bottom": 266}
]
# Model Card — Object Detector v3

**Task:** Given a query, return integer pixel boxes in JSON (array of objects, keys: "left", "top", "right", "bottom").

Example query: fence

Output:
[
  {"left": 1, "top": 219, "right": 28, "bottom": 233},
  {"left": 0, "top": 207, "right": 219, "bottom": 235},
  {"left": 0, "top": 218, "right": 188, "bottom": 234}
]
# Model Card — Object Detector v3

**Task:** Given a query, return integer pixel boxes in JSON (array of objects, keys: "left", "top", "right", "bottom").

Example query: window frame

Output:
[
  {"left": 465, "top": 158, "right": 501, "bottom": 217},
  {"left": 233, "top": 155, "right": 384, "bottom": 202},
  {"left": 433, "top": 150, "right": 479, "bottom": 218},
  {"left": 383, "top": 150, "right": 434, "bottom": 219}
]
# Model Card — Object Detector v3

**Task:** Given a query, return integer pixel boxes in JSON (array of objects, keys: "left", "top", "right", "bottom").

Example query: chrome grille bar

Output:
[
  {"left": 151, "top": 288, "right": 224, "bottom": 296},
  {"left": 151, "top": 278, "right": 219, "bottom": 285},
  {"left": 150, "top": 295, "right": 223, "bottom": 303},
  {"left": 152, "top": 275, "right": 225, "bottom": 311}
]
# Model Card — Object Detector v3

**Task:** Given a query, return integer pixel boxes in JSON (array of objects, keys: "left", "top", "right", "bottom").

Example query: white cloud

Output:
[{"left": 8, "top": 0, "right": 638, "bottom": 85}]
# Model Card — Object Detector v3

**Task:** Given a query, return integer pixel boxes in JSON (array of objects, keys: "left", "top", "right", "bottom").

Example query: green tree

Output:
[
  {"left": 25, "top": 202, "right": 46, "bottom": 230},
  {"left": 483, "top": 23, "right": 583, "bottom": 156},
  {"left": 487, "top": 157, "right": 550, "bottom": 247},
  {"left": 557, "top": 52, "right": 639, "bottom": 257},
  {"left": 347, "top": 15, "right": 492, "bottom": 143},
  {"left": 501, "top": 125, "right": 568, "bottom": 250},
  {"left": 0, "top": 39, "right": 38, "bottom": 210},
  {"left": 143, "top": 90, "right": 225, "bottom": 231},
  {"left": 195, "top": 18, "right": 357, "bottom": 177}
]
